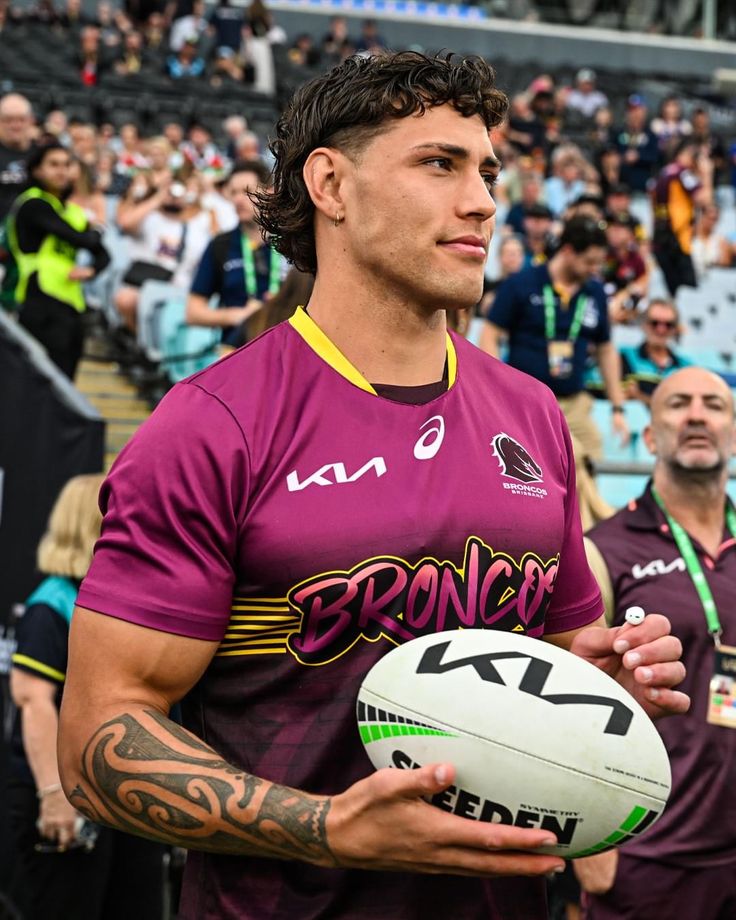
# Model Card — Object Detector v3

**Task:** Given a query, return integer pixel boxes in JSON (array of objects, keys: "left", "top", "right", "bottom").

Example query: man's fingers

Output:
[
  {"left": 622, "top": 635, "right": 683, "bottom": 669},
  {"left": 638, "top": 687, "right": 691, "bottom": 715},
  {"left": 372, "top": 762, "right": 457, "bottom": 800},
  {"left": 427, "top": 846, "right": 565, "bottom": 878},
  {"left": 612, "top": 613, "right": 672, "bottom": 653}
]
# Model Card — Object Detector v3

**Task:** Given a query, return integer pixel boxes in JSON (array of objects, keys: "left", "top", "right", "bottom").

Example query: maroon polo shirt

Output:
[{"left": 587, "top": 484, "right": 736, "bottom": 868}]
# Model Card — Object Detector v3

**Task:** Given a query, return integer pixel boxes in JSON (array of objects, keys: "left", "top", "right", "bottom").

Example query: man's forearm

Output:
[
  {"left": 22, "top": 700, "right": 63, "bottom": 791},
  {"left": 63, "top": 706, "right": 336, "bottom": 865},
  {"left": 598, "top": 343, "right": 625, "bottom": 406}
]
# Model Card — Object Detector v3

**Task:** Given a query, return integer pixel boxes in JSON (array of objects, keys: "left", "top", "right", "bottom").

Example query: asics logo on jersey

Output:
[
  {"left": 414, "top": 415, "right": 445, "bottom": 460},
  {"left": 286, "top": 457, "right": 387, "bottom": 492},
  {"left": 491, "top": 433, "right": 544, "bottom": 484},
  {"left": 632, "top": 557, "right": 686, "bottom": 580}
]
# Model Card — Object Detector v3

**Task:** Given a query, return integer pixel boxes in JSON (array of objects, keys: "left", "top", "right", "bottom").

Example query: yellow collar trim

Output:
[{"left": 288, "top": 306, "right": 457, "bottom": 394}]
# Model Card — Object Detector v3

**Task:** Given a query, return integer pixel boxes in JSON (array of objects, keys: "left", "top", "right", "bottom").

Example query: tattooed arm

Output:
[{"left": 58, "top": 607, "right": 566, "bottom": 876}]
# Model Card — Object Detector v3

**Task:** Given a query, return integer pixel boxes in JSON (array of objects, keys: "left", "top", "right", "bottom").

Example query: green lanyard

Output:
[
  {"left": 543, "top": 284, "right": 588, "bottom": 343},
  {"left": 241, "top": 236, "right": 281, "bottom": 300},
  {"left": 651, "top": 486, "right": 736, "bottom": 646}
]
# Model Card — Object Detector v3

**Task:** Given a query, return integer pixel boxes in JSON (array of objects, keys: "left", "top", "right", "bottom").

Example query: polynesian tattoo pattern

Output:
[{"left": 70, "top": 708, "right": 336, "bottom": 864}]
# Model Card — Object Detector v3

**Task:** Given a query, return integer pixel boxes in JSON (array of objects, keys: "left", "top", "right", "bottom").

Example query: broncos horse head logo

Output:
[{"left": 491, "top": 434, "right": 544, "bottom": 484}]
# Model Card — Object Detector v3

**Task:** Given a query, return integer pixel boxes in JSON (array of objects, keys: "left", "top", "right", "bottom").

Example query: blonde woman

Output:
[{"left": 9, "top": 474, "right": 164, "bottom": 920}]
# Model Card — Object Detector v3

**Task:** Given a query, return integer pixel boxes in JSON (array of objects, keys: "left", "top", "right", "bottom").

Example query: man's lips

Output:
[{"left": 438, "top": 236, "right": 487, "bottom": 258}]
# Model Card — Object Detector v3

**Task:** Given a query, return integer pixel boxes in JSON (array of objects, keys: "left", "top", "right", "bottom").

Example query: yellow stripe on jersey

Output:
[
  {"left": 289, "top": 307, "right": 458, "bottom": 394},
  {"left": 216, "top": 597, "right": 300, "bottom": 657},
  {"left": 289, "top": 306, "right": 377, "bottom": 395},
  {"left": 12, "top": 654, "right": 66, "bottom": 683},
  {"left": 446, "top": 333, "right": 457, "bottom": 387}
]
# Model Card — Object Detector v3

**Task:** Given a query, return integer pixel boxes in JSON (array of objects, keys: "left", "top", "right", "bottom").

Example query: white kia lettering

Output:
[
  {"left": 631, "top": 558, "right": 686, "bottom": 580},
  {"left": 286, "top": 457, "right": 387, "bottom": 492},
  {"left": 414, "top": 415, "right": 445, "bottom": 460}
]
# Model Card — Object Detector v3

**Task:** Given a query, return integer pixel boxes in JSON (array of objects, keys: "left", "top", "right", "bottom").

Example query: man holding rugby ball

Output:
[{"left": 58, "top": 52, "right": 688, "bottom": 920}]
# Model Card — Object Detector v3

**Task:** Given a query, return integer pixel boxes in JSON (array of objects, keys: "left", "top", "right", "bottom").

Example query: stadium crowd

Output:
[{"left": 0, "top": 9, "right": 736, "bottom": 919}]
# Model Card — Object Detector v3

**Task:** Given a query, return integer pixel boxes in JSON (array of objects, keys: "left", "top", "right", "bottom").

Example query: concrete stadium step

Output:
[{"left": 75, "top": 357, "right": 151, "bottom": 468}]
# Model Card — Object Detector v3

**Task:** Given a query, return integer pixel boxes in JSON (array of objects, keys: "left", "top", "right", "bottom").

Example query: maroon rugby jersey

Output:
[{"left": 79, "top": 308, "right": 602, "bottom": 919}]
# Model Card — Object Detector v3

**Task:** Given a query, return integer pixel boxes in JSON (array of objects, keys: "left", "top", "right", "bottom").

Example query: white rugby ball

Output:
[{"left": 357, "top": 629, "right": 671, "bottom": 857}]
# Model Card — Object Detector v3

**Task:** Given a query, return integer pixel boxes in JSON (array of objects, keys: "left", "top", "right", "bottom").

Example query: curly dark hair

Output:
[{"left": 255, "top": 51, "right": 508, "bottom": 275}]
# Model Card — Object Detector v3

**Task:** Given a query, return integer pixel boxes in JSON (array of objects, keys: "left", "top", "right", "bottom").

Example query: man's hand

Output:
[
  {"left": 68, "top": 266, "right": 95, "bottom": 281},
  {"left": 38, "top": 788, "right": 80, "bottom": 849},
  {"left": 328, "top": 762, "right": 565, "bottom": 877},
  {"left": 569, "top": 614, "right": 689, "bottom": 719},
  {"left": 610, "top": 410, "right": 630, "bottom": 446}
]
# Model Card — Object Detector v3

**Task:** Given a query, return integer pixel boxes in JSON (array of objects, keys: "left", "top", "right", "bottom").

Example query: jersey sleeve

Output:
[
  {"left": 543, "top": 409, "right": 604, "bottom": 635},
  {"left": 77, "top": 382, "right": 251, "bottom": 641},
  {"left": 12, "top": 604, "right": 69, "bottom": 686}
]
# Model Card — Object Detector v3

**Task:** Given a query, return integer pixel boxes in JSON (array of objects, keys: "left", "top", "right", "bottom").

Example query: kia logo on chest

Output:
[{"left": 286, "top": 457, "right": 387, "bottom": 492}]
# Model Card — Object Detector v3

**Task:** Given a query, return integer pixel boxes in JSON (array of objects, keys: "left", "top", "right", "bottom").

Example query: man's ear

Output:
[
  {"left": 303, "top": 146, "right": 350, "bottom": 226},
  {"left": 643, "top": 423, "right": 656, "bottom": 456}
]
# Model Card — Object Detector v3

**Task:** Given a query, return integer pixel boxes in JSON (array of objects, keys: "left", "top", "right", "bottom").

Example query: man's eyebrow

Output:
[{"left": 410, "top": 143, "right": 502, "bottom": 170}]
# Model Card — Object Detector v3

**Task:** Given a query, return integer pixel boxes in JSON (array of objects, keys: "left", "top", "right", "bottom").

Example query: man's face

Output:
[
  {"left": 335, "top": 105, "right": 499, "bottom": 312},
  {"left": 644, "top": 304, "right": 677, "bottom": 347},
  {"left": 34, "top": 149, "right": 72, "bottom": 195},
  {"left": 227, "top": 170, "right": 260, "bottom": 224},
  {"left": 606, "top": 223, "right": 632, "bottom": 250},
  {"left": 0, "top": 99, "right": 33, "bottom": 148},
  {"left": 626, "top": 106, "right": 646, "bottom": 131},
  {"left": 646, "top": 368, "right": 736, "bottom": 476},
  {"left": 563, "top": 245, "right": 606, "bottom": 284}
]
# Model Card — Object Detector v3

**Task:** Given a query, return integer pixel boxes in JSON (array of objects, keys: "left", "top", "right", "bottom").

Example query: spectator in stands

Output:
[
  {"left": 690, "top": 202, "right": 732, "bottom": 280},
  {"left": 169, "top": 0, "right": 207, "bottom": 51},
  {"left": 650, "top": 95, "right": 692, "bottom": 159},
  {"left": 95, "top": 147, "right": 130, "bottom": 198},
  {"left": 602, "top": 211, "right": 649, "bottom": 324},
  {"left": 545, "top": 146, "right": 587, "bottom": 217},
  {"left": 505, "top": 93, "right": 546, "bottom": 157},
  {"left": 321, "top": 14, "right": 350, "bottom": 61},
  {"left": 566, "top": 68, "right": 608, "bottom": 120},
  {"left": 579, "top": 367, "right": 736, "bottom": 920},
  {"left": 142, "top": 9, "right": 167, "bottom": 52},
  {"left": 615, "top": 95, "right": 659, "bottom": 195},
  {"left": 76, "top": 24, "right": 109, "bottom": 86},
  {"left": 182, "top": 122, "right": 226, "bottom": 173},
  {"left": 619, "top": 299, "right": 691, "bottom": 405},
  {"left": 233, "top": 130, "right": 262, "bottom": 163},
  {"left": 67, "top": 120, "right": 98, "bottom": 167},
  {"left": 482, "top": 215, "right": 629, "bottom": 463},
  {"left": 288, "top": 31, "right": 321, "bottom": 68},
  {"left": 7, "top": 142, "right": 110, "bottom": 378},
  {"left": 222, "top": 115, "right": 248, "bottom": 159},
  {"left": 68, "top": 156, "right": 106, "bottom": 226},
  {"left": 519, "top": 202, "right": 554, "bottom": 267},
  {"left": 504, "top": 173, "right": 544, "bottom": 236},
  {"left": 143, "top": 134, "right": 174, "bottom": 185},
  {"left": 478, "top": 234, "right": 525, "bottom": 327},
  {"left": 209, "top": 0, "right": 244, "bottom": 54},
  {"left": 95, "top": 0, "right": 123, "bottom": 48},
  {"left": 9, "top": 473, "right": 165, "bottom": 920},
  {"left": 0, "top": 93, "right": 34, "bottom": 221},
  {"left": 355, "top": 18, "right": 385, "bottom": 54},
  {"left": 166, "top": 34, "right": 206, "bottom": 78},
  {"left": 209, "top": 46, "right": 246, "bottom": 87},
  {"left": 113, "top": 122, "right": 148, "bottom": 175},
  {"left": 243, "top": 0, "right": 277, "bottom": 93},
  {"left": 114, "top": 165, "right": 217, "bottom": 331},
  {"left": 652, "top": 136, "right": 713, "bottom": 296},
  {"left": 42, "top": 110, "right": 70, "bottom": 146},
  {"left": 163, "top": 120, "right": 185, "bottom": 152},
  {"left": 186, "top": 159, "right": 280, "bottom": 348},
  {"left": 689, "top": 107, "right": 727, "bottom": 187},
  {"left": 589, "top": 106, "right": 615, "bottom": 154},
  {"left": 59, "top": 0, "right": 91, "bottom": 34},
  {"left": 113, "top": 28, "right": 150, "bottom": 75}
]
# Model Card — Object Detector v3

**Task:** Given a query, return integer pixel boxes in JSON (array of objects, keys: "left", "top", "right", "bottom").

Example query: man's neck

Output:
[
  {"left": 240, "top": 222, "right": 261, "bottom": 243},
  {"left": 645, "top": 342, "right": 669, "bottom": 362},
  {"left": 547, "top": 254, "right": 578, "bottom": 293},
  {"left": 306, "top": 273, "right": 448, "bottom": 388},
  {"left": 653, "top": 466, "right": 728, "bottom": 555}
]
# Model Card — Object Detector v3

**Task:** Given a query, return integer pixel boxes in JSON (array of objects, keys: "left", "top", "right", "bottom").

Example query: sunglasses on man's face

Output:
[{"left": 647, "top": 319, "right": 677, "bottom": 331}]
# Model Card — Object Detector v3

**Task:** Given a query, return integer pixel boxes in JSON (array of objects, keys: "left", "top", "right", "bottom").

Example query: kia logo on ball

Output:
[{"left": 416, "top": 640, "right": 634, "bottom": 737}]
